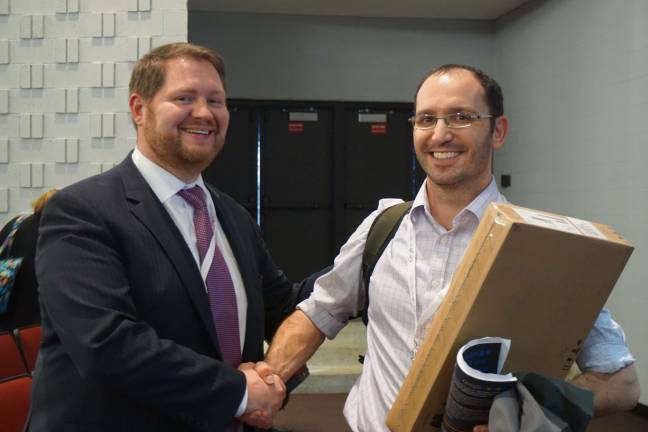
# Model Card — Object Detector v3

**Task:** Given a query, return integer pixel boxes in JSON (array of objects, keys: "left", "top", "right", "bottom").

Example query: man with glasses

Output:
[{"left": 259, "top": 65, "right": 639, "bottom": 431}]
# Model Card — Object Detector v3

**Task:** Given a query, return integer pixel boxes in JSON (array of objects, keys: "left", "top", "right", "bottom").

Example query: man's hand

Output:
[
  {"left": 473, "top": 426, "right": 488, "bottom": 432},
  {"left": 569, "top": 364, "right": 640, "bottom": 416},
  {"left": 238, "top": 362, "right": 286, "bottom": 429}
]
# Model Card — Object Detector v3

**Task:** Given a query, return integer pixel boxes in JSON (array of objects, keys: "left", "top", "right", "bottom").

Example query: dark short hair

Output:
[
  {"left": 414, "top": 64, "right": 504, "bottom": 123},
  {"left": 129, "top": 42, "right": 226, "bottom": 101}
]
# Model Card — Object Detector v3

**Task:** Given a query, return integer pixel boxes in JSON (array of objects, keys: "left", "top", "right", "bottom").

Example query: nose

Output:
[
  {"left": 192, "top": 98, "right": 213, "bottom": 120},
  {"left": 427, "top": 118, "right": 453, "bottom": 144}
]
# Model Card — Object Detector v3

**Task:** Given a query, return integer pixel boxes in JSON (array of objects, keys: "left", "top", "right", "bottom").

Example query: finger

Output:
[
  {"left": 254, "top": 361, "right": 276, "bottom": 384},
  {"left": 473, "top": 426, "right": 489, "bottom": 432},
  {"left": 238, "top": 362, "right": 255, "bottom": 371}
]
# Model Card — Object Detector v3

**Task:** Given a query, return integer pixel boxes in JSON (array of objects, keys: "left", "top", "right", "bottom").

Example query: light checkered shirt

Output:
[{"left": 298, "top": 177, "right": 633, "bottom": 432}]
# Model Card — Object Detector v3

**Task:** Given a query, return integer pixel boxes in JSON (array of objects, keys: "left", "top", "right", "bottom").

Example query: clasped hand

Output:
[{"left": 238, "top": 362, "right": 286, "bottom": 429}]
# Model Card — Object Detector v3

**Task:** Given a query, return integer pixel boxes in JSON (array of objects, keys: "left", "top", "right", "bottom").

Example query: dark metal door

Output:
[
  {"left": 202, "top": 106, "right": 257, "bottom": 216},
  {"left": 343, "top": 108, "right": 416, "bottom": 239},
  {"left": 261, "top": 107, "right": 334, "bottom": 281}
]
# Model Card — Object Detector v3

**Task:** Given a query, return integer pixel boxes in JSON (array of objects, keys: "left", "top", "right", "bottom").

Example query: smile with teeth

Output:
[
  {"left": 432, "top": 151, "right": 461, "bottom": 160},
  {"left": 182, "top": 128, "right": 212, "bottom": 135}
]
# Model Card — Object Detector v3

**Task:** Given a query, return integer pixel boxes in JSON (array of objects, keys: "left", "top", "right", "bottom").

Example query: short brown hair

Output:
[
  {"left": 129, "top": 42, "right": 226, "bottom": 101},
  {"left": 414, "top": 64, "right": 503, "bottom": 130}
]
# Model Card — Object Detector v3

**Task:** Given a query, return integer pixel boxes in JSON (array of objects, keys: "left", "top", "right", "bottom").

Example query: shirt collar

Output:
[
  {"left": 131, "top": 147, "right": 209, "bottom": 204},
  {"left": 411, "top": 176, "right": 506, "bottom": 227}
]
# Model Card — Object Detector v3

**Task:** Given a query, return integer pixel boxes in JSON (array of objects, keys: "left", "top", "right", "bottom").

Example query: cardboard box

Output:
[{"left": 386, "top": 203, "right": 633, "bottom": 432}]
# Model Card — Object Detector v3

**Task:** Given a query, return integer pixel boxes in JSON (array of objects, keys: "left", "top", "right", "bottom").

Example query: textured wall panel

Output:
[
  {"left": 19, "top": 113, "right": 31, "bottom": 137},
  {"left": 31, "top": 162, "right": 44, "bottom": 187},
  {"left": 20, "top": 64, "right": 31, "bottom": 88},
  {"left": 31, "top": 64, "right": 44, "bottom": 88},
  {"left": 2, "top": 0, "right": 187, "bottom": 219},
  {"left": 66, "top": 138, "right": 79, "bottom": 162},
  {"left": 55, "top": 0, "right": 68, "bottom": 13},
  {"left": 20, "top": 16, "right": 32, "bottom": 39},
  {"left": 86, "top": 62, "right": 103, "bottom": 87},
  {"left": 32, "top": 15, "right": 44, "bottom": 38},
  {"left": 103, "top": 13, "right": 115, "bottom": 37},
  {"left": 54, "top": 138, "right": 66, "bottom": 162},
  {"left": 139, "top": 0, "right": 151, "bottom": 12},
  {"left": 163, "top": 9, "right": 187, "bottom": 35},
  {"left": 102, "top": 112, "right": 114, "bottom": 137},
  {"left": 0, "top": 189, "right": 8, "bottom": 213},
  {"left": 31, "top": 113, "right": 43, "bottom": 138},
  {"left": 90, "top": 112, "right": 102, "bottom": 137},
  {"left": 0, "top": 138, "right": 8, "bottom": 163},
  {"left": 0, "top": 89, "right": 7, "bottom": 113},
  {"left": 0, "top": 39, "right": 9, "bottom": 63},
  {"left": 66, "top": 88, "right": 78, "bottom": 112},
  {"left": 102, "top": 62, "right": 115, "bottom": 87},
  {"left": 138, "top": 36, "right": 151, "bottom": 58},
  {"left": 80, "top": 88, "right": 123, "bottom": 112},
  {"left": 117, "top": 11, "right": 163, "bottom": 36},
  {"left": 52, "top": 89, "right": 66, "bottom": 113},
  {"left": 19, "top": 163, "right": 31, "bottom": 187},
  {"left": 13, "top": 39, "right": 56, "bottom": 63},
  {"left": 55, "top": 38, "right": 67, "bottom": 63},
  {"left": 68, "top": 0, "right": 80, "bottom": 13},
  {"left": 89, "top": 13, "right": 102, "bottom": 37},
  {"left": 67, "top": 38, "right": 79, "bottom": 62}
]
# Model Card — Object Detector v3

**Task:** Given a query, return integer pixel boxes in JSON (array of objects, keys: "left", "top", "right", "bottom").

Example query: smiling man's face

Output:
[
  {"left": 414, "top": 69, "right": 505, "bottom": 193},
  {"left": 131, "top": 56, "right": 229, "bottom": 182}
]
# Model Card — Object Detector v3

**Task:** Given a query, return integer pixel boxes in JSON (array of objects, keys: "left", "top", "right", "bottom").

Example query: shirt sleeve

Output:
[
  {"left": 298, "top": 198, "right": 404, "bottom": 339},
  {"left": 576, "top": 308, "right": 635, "bottom": 373}
]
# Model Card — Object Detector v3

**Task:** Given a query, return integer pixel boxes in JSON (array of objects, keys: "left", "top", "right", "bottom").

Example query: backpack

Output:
[{"left": 360, "top": 201, "right": 413, "bottom": 325}]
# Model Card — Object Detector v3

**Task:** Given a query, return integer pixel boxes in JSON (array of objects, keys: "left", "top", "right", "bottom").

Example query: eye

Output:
[
  {"left": 453, "top": 112, "right": 473, "bottom": 121},
  {"left": 208, "top": 98, "right": 226, "bottom": 107},
  {"left": 419, "top": 114, "right": 436, "bottom": 124},
  {"left": 175, "top": 95, "right": 193, "bottom": 104}
]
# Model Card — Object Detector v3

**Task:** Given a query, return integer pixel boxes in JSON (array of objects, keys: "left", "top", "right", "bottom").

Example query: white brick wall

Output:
[{"left": 0, "top": 0, "right": 187, "bottom": 223}]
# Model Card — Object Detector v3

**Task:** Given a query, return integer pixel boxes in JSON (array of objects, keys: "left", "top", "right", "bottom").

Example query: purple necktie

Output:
[{"left": 178, "top": 186, "right": 241, "bottom": 368}]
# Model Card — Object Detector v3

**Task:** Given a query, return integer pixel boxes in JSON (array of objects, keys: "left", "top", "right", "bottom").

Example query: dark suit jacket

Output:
[
  {"left": 29, "top": 156, "right": 300, "bottom": 431},
  {"left": 0, "top": 212, "right": 41, "bottom": 331}
]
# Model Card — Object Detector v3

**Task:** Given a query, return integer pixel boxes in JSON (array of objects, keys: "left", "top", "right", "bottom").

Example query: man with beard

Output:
[
  {"left": 260, "top": 65, "right": 640, "bottom": 431},
  {"left": 29, "top": 43, "right": 295, "bottom": 431}
]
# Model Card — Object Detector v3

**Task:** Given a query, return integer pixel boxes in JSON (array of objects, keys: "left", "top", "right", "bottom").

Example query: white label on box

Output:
[
  {"left": 514, "top": 208, "right": 581, "bottom": 235},
  {"left": 567, "top": 217, "right": 607, "bottom": 240}
]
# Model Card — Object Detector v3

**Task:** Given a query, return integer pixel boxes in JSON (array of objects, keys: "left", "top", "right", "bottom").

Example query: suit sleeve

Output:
[{"left": 37, "top": 189, "right": 245, "bottom": 431}]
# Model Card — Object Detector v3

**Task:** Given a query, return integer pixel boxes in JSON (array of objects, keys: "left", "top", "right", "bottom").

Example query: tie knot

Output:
[{"left": 178, "top": 185, "right": 207, "bottom": 210}]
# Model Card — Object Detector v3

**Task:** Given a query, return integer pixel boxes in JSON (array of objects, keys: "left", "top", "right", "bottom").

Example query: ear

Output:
[
  {"left": 491, "top": 115, "right": 509, "bottom": 150},
  {"left": 129, "top": 93, "right": 146, "bottom": 128}
]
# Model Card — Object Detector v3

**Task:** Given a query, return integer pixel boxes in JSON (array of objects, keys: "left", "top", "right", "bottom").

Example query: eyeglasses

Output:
[{"left": 408, "top": 112, "right": 495, "bottom": 130}]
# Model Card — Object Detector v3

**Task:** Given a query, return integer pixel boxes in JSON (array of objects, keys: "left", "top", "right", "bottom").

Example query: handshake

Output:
[{"left": 238, "top": 361, "right": 288, "bottom": 429}]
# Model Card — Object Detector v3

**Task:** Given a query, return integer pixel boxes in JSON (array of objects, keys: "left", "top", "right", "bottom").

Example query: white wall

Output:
[
  {"left": 189, "top": 12, "right": 495, "bottom": 102},
  {"left": 0, "top": 0, "right": 188, "bottom": 224},
  {"left": 495, "top": 0, "right": 648, "bottom": 403}
]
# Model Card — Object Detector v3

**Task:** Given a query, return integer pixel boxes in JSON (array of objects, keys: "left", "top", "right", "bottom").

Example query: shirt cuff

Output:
[
  {"left": 298, "top": 299, "right": 346, "bottom": 339},
  {"left": 235, "top": 387, "right": 248, "bottom": 417},
  {"left": 576, "top": 308, "right": 636, "bottom": 373}
]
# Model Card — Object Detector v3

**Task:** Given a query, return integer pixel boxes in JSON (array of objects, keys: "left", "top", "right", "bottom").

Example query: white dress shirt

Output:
[
  {"left": 132, "top": 148, "right": 249, "bottom": 415},
  {"left": 298, "top": 177, "right": 633, "bottom": 431}
]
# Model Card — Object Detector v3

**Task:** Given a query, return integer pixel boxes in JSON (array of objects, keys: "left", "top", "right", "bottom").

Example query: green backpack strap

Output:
[{"left": 360, "top": 200, "right": 413, "bottom": 325}]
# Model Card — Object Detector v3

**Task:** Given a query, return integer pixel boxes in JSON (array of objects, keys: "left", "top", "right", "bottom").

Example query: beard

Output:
[{"left": 142, "top": 107, "right": 223, "bottom": 176}]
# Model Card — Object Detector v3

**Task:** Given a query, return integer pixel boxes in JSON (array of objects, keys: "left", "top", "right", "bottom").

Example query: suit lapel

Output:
[{"left": 117, "top": 157, "right": 221, "bottom": 350}]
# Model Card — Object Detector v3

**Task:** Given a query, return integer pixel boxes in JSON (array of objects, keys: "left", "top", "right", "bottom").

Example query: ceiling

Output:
[{"left": 188, "top": 0, "right": 533, "bottom": 20}]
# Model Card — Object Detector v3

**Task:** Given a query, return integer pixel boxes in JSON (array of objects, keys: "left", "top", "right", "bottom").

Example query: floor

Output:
[{"left": 275, "top": 393, "right": 648, "bottom": 432}]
